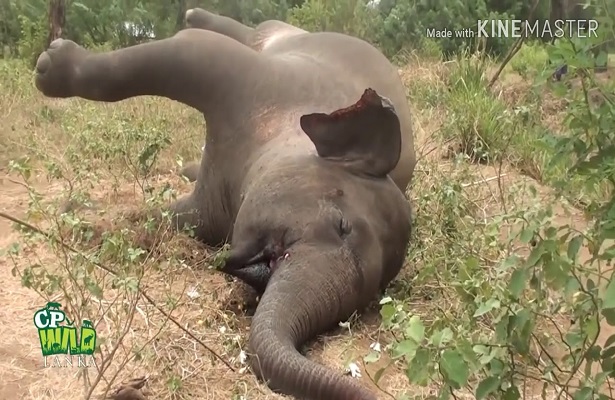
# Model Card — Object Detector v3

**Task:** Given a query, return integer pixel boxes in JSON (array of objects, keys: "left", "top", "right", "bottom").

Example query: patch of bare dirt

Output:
[{"left": 0, "top": 177, "right": 83, "bottom": 399}]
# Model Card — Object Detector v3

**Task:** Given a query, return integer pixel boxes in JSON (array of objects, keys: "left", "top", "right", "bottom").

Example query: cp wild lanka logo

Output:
[{"left": 33, "top": 302, "right": 97, "bottom": 367}]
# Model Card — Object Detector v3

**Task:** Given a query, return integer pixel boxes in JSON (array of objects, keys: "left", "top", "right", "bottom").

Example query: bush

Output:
[
  {"left": 370, "top": 5, "right": 615, "bottom": 398},
  {"left": 287, "top": 0, "right": 383, "bottom": 44},
  {"left": 509, "top": 41, "right": 549, "bottom": 78},
  {"left": 441, "top": 53, "right": 512, "bottom": 163}
]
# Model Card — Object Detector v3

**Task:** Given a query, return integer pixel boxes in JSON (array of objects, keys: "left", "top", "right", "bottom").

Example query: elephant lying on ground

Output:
[{"left": 34, "top": 9, "right": 416, "bottom": 400}]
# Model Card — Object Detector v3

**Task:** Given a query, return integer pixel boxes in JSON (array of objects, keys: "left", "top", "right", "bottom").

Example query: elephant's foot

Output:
[
  {"left": 168, "top": 194, "right": 202, "bottom": 234},
  {"left": 35, "top": 39, "right": 88, "bottom": 98},
  {"left": 179, "top": 161, "right": 200, "bottom": 183},
  {"left": 167, "top": 193, "right": 233, "bottom": 247},
  {"left": 107, "top": 376, "right": 150, "bottom": 400}
]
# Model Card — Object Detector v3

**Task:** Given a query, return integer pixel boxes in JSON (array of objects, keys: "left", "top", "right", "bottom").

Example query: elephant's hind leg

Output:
[
  {"left": 184, "top": 8, "right": 254, "bottom": 45},
  {"left": 183, "top": 9, "right": 306, "bottom": 53},
  {"left": 250, "top": 21, "right": 307, "bottom": 52}
]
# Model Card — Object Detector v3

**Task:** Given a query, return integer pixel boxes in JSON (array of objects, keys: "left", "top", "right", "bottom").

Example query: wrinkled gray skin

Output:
[{"left": 34, "top": 9, "right": 416, "bottom": 400}]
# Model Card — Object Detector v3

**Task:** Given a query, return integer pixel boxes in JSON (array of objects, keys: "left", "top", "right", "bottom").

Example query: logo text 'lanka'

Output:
[{"left": 33, "top": 302, "right": 97, "bottom": 357}]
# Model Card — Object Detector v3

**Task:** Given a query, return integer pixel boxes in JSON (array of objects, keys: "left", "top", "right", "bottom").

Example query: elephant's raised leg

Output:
[
  {"left": 249, "top": 20, "right": 307, "bottom": 52},
  {"left": 34, "top": 29, "right": 266, "bottom": 118},
  {"left": 34, "top": 30, "right": 264, "bottom": 246},
  {"left": 183, "top": 8, "right": 306, "bottom": 52},
  {"left": 184, "top": 8, "right": 254, "bottom": 45}
]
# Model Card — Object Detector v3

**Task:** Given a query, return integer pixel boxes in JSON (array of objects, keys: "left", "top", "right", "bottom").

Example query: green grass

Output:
[{"left": 410, "top": 46, "right": 614, "bottom": 209}]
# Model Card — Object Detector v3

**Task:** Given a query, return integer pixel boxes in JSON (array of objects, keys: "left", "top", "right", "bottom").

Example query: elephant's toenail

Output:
[
  {"left": 35, "top": 52, "right": 51, "bottom": 73},
  {"left": 185, "top": 9, "right": 194, "bottom": 25},
  {"left": 49, "top": 38, "right": 64, "bottom": 48}
]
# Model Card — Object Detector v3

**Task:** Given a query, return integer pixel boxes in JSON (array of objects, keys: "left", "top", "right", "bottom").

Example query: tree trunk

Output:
[
  {"left": 175, "top": 0, "right": 187, "bottom": 32},
  {"left": 46, "top": 0, "right": 66, "bottom": 47},
  {"left": 550, "top": 0, "right": 567, "bottom": 21},
  {"left": 31, "top": 0, "right": 66, "bottom": 68}
]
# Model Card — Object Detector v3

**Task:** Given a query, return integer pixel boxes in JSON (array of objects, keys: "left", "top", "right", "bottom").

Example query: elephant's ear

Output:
[{"left": 299, "top": 88, "right": 402, "bottom": 177}]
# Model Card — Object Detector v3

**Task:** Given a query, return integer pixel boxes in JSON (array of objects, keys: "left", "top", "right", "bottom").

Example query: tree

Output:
[
  {"left": 46, "top": 0, "right": 65, "bottom": 47},
  {"left": 175, "top": 0, "right": 188, "bottom": 32}
]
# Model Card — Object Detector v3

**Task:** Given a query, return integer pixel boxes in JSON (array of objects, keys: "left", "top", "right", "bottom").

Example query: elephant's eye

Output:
[{"left": 338, "top": 218, "right": 352, "bottom": 237}]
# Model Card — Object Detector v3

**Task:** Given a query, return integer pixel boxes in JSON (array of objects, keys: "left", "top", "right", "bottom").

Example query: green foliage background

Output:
[{"left": 0, "top": 0, "right": 575, "bottom": 62}]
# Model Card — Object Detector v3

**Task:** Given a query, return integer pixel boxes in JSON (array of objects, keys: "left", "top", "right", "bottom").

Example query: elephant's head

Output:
[{"left": 224, "top": 89, "right": 412, "bottom": 400}]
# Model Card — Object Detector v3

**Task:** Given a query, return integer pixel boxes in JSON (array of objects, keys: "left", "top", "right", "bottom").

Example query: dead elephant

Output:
[{"left": 34, "top": 9, "right": 417, "bottom": 400}]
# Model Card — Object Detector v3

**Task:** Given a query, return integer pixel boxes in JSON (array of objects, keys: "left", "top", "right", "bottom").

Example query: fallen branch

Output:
[
  {"left": 0, "top": 210, "right": 236, "bottom": 373},
  {"left": 462, "top": 174, "right": 508, "bottom": 188}
]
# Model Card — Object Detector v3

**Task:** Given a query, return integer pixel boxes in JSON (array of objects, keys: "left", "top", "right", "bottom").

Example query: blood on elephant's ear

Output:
[{"left": 299, "top": 88, "right": 402, "bottom": 177}]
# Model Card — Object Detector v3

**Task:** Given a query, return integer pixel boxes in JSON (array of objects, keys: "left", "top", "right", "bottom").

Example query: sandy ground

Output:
[{"left": 0, "top": 178, "right": 80, "bottom": 398}]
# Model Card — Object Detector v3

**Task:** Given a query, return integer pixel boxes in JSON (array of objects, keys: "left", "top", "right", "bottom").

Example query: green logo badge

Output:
[{"left": 33, "top": 302, "right": 97, "bottom": 358}]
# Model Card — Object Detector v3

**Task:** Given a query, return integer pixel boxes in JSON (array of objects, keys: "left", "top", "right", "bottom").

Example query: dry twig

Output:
[{"left": 488, "top": 0, "right": 540, "bottom": 88}]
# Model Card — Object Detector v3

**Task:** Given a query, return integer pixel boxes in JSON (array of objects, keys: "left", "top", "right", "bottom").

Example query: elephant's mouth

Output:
[
  {"left": 244, "top": 250, "right": 290, "bottom": 271},
  {"left": 239, "top": 234, "right": 299, "bottom": 273}
]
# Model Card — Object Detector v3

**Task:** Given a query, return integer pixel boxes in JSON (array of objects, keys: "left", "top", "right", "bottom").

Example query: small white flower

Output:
[
  {"left": 239, "top": 350, "right": 247, "bottom": 364},
  {"left": 238, "top": 366, "right": 247, "bottom": 374},
  {"left": 347, "top": 362, "right": 362, "bottom": 378},
  {"left": 219, "top": 326, "right": 227, "bottom": 334},
  {"left": 186, "top": 287, "right": 200, "bottom": 299},
  {"left": 369, "top": 342, "right": 381, "bottom": 352}
]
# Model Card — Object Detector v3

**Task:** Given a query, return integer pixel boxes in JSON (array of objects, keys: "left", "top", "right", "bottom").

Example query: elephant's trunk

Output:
[{"left": 248, "top": 247, "right": 377, "bottom": 400}]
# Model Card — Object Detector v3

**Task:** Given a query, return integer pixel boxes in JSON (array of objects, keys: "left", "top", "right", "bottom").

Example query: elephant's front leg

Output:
[
  {"left": 179, "top": 161, "right": 201, "bottom": 182},
  {"left": 34, "top": 29, "right": 264, "bottom": 117},
  {"left": 159, "top": 192, "right": 226, "bottom": 247}
]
